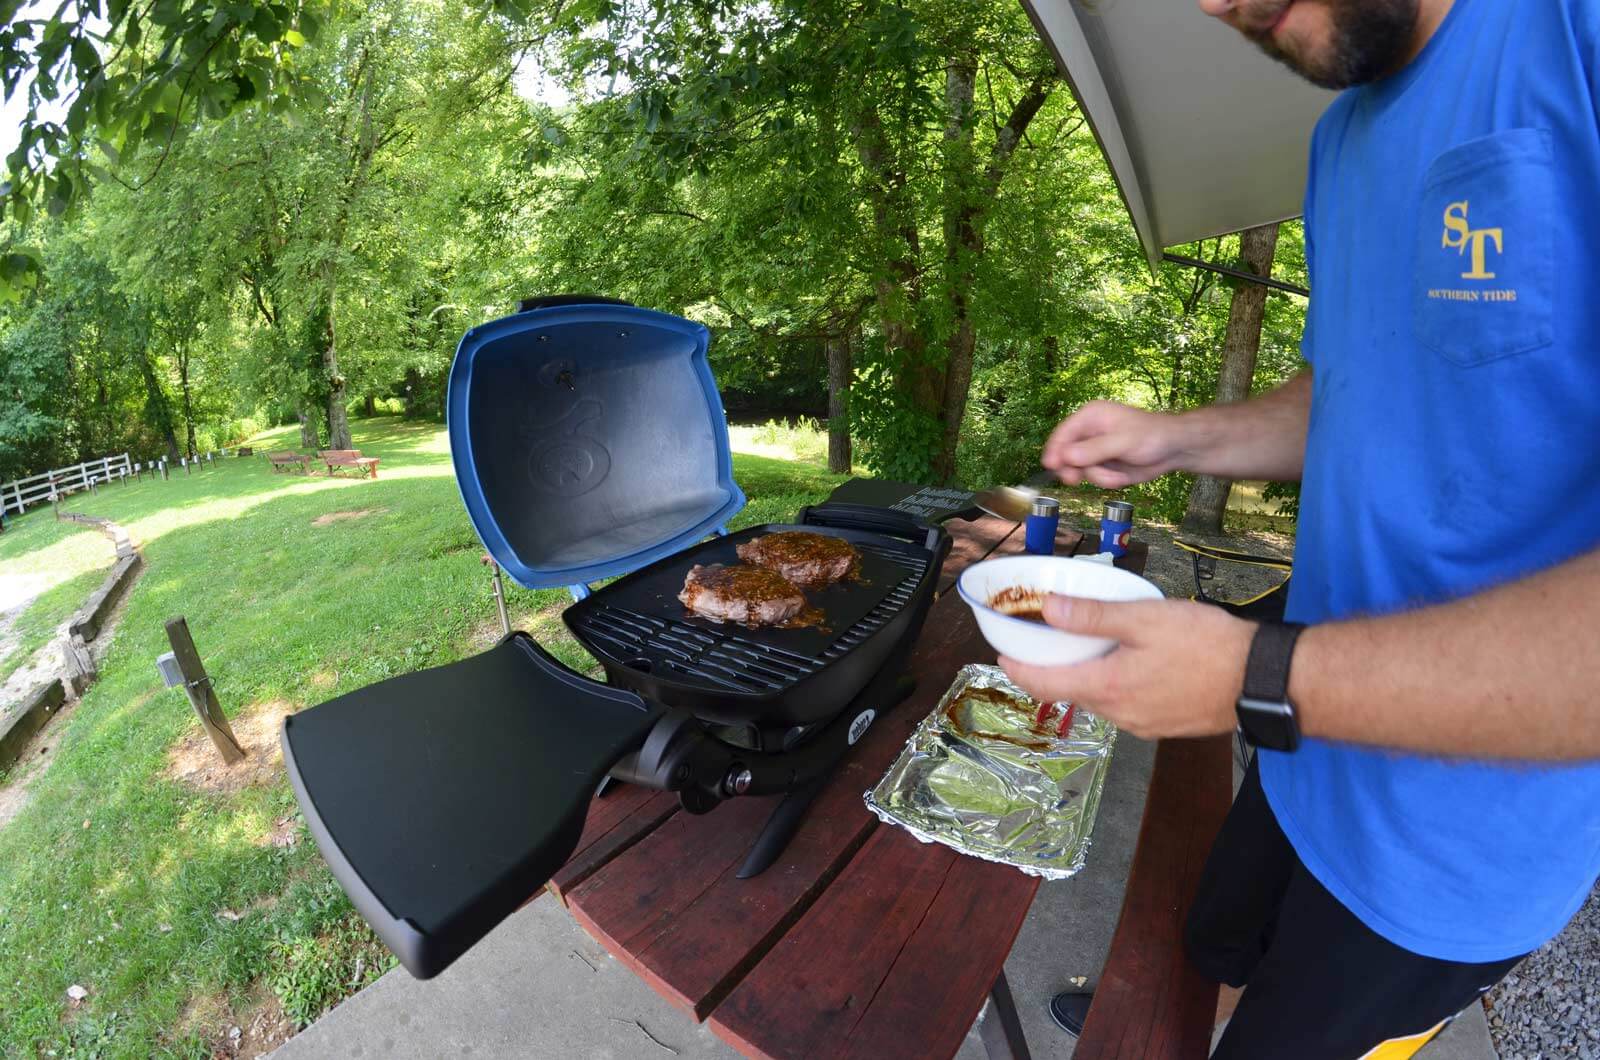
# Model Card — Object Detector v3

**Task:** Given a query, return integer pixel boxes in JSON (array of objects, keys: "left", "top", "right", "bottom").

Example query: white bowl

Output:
[{"left": 956, "top": 555, "right": 1164, "bottom": 666}]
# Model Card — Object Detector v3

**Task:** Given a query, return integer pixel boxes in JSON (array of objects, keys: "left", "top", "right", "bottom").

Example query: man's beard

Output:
[{"left": 1254, "top": 0, "right": 1421, "bottom": 90}]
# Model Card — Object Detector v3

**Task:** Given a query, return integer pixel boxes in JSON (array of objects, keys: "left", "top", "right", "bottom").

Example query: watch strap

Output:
[{"left": 1242, "top": 621, "right": 1307, "bottom": 703}]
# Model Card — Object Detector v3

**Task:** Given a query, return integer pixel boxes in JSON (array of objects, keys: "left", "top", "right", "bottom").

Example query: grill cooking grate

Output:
[{"left": 575, "top": 544, "right": 928, "bottom": 695}]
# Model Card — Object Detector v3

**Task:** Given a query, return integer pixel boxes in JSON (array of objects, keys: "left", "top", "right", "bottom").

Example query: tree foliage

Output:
[{"left": 0, "top": 0, "right": 1307, "bottom": 504}]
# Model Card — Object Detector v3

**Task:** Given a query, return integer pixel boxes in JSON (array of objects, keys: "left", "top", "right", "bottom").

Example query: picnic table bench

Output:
[
  {"left": 268, "top": 451, "right": 312, "bottom": 474},
  {"left": 540, "top": 497, "right": 1232, "bottom": 1059},
  {"left": 318, "top": 449, "right": 380, "bottom": 479}
]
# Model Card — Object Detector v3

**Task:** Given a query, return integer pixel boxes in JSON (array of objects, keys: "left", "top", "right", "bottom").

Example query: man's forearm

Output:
[
  {"left": 1172, "top": 371, "right": 1312, "bottom": 482},
  {"left": 1290, "top": 548, "right": 1600, "bottom": 760}
]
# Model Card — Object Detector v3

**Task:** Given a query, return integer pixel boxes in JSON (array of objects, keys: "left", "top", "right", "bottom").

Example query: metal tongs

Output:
[{"left": 972, "top": 484, "right": 1041, "bottom": 522}]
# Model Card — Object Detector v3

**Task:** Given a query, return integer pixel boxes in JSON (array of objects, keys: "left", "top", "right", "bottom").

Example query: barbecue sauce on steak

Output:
[
  {"left": 678, "top": 564, "right": 807, "bottom": 627},
  {"left": 735, "top": 531, "right": 860, "bottom": 590}
]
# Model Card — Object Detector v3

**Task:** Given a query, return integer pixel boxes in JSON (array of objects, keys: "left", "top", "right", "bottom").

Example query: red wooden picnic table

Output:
[{"left": 542, "top": 509, "right": 1231, "bottom": 1059}]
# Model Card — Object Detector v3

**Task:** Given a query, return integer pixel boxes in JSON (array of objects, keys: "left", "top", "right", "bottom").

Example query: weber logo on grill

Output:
[{"left": 848, "top": 710, "right": 876, "bottom": 746}]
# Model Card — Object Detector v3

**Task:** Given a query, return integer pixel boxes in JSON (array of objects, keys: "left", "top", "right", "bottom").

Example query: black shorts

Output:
[{"left": 1185, "top": 758, "right": 1524, "bottom": 1060}]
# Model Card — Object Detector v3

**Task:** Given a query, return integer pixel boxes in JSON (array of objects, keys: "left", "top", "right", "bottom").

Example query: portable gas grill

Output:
[{"left": 281, "top": 297, "right": 951, "bottom": 981}]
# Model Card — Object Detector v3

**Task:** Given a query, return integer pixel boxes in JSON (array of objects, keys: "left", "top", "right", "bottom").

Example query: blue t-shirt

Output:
[{"left": 1260, "top": 0, "right": 1600, "bottom": 963}]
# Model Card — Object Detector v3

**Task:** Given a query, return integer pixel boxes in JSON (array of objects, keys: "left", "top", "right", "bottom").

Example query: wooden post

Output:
[
  {"left": 164, "top": 617, "right": 246, "bottom": 764},
  {"left": 63, "top": 634, "right": 95, "bottom": 698}
]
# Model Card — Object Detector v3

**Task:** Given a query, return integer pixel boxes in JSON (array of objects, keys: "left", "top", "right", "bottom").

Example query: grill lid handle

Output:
[
  {"left": 516, "top": 293, "right": 635, "bottom": 313},
  {"left": 798, "top": 502, "right": 942, "bottom": 553}
]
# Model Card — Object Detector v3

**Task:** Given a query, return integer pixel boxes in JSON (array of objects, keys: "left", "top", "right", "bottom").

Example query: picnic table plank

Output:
[
  {"left": 710, "top": 824, "right": 1041, "bottom": 1060},
  {"left": 1071, "top": 734, "right": 1232, "bottom": 1060},
  {"left": 547, "top": 786, "right": 679, "bottom": 902},
  {"left": 710, "top": 827, "right": 960, "bottom": 1059},
  {"left": 934, "top": 521, "right": 1036, "bottom": 598},
  {"left": 836, "top": 848, "right": 1040, "bottom": 1058}
]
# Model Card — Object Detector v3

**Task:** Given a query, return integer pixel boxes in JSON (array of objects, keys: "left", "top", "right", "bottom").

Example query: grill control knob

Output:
[{"left": 727, "top": 768, "right": 754, "bottom": 796}]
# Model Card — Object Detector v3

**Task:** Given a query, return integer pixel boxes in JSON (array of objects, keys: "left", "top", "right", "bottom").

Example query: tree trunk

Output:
[
  {"left": 178, "top": 349, "right": 197, "bottom": 458},
  {"left": 927, "top": 63, "right": 1054, "bottom": 485},
  {"left": 297, "top": 407, "right": 318, "bottom": 449},
  {"left": 403, "top": 367, "right": 422, "bottom": 419},
  {"left": 363, "top": 394, "right": 376, "bottom": 417},
  {"left": 826, "top": 334, "right": 853, "bottom": 474},
  {"left": 1182, "top": 222, "right": 1282, "bottom": 535},
  {"left": 135, "top": 350, "right": 182, "bottom": 462},
  {"left": 322, "top": 295, "right": 353, "bottom": 450}
]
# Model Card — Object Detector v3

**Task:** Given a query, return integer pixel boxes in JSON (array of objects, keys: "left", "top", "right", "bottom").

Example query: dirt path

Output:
[{"left": 0, "top": 572, "right": 50, "bottom": 667}]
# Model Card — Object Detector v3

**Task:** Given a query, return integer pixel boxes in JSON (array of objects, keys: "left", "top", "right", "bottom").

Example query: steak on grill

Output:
[
  {"left": 679, "top": 564, "right": 807, "bottom": 627},
  {"left": 735, "top": 532, "right": 859, "bottom": 590}
]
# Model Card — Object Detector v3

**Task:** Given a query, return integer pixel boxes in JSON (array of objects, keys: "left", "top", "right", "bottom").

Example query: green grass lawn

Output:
[{"left": 0, "top": 415, "right": 845, "bottom": 1058}]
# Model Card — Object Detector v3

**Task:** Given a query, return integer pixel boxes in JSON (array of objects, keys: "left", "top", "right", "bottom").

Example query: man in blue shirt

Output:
[{"left": 1004, "top": 0, "right": 1600, "bottom": 1055}]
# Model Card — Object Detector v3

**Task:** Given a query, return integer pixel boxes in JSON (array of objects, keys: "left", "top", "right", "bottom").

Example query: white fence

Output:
[
  {"left": 1, "top": 453, "right": 134, "bottom": 516},
  {"left": 1, "top": 450, "right": 239, "bottom": 516}
]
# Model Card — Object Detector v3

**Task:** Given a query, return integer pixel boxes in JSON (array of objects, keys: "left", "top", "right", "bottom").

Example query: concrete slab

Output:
[
  {"left": 269, "top": 897, "right": 741, "bottom": 1060},
  {"left": 1428, "top": 1002, "right": 1499, "bottom": 1060}
]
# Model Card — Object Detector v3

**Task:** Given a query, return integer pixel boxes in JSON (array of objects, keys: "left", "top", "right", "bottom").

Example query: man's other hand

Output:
[
  {"left": 999, "top": 594, "right": 1253, "bottom": 740},
  {"left": 1041, "top": 401, "right": 1189, "bottom": 488}
]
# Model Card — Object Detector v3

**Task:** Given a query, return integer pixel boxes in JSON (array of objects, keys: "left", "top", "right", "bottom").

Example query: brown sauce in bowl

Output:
[{"left": 988, "top": 586, "right": 1048, "bottom": 625}]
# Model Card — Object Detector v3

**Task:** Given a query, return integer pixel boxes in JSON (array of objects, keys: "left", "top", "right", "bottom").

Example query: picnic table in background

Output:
[
  {"left": 267, "top": 451, "right": 312, "bottom": 474},
  {"left": 540, "top": 482, "right": 1232, "bottom": 1059},
  {"left": 318, "top": 449, "right": 380, "bottom": 479}
]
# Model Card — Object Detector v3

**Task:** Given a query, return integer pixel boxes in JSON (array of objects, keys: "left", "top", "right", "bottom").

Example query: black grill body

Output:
[{"left": 281, "top": 502, "right": 950, "bottom": 981}]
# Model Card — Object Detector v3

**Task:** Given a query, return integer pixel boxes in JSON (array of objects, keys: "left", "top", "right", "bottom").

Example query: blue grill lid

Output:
[{"left": 447, "top": 300, "right": 746, "bottom": 590}]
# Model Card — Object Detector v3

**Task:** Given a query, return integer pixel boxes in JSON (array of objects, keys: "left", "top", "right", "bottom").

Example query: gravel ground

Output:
[
  {"left": 1053, "top": 504, "right": 1295, "bottom": 605},
  {"left": 1486, "top": 884, "right": 1600, "bottom": 1060},
  {"left": 1095, "top": 512, "right": 1600, "bottom": 1059}
]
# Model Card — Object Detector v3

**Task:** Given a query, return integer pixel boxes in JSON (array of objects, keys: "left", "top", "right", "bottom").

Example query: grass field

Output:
[{"left": 0, "top": 416, "right": 845, "bottom": 1058}]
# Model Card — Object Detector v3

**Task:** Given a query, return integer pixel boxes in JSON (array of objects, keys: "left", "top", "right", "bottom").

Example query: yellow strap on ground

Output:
[{"left": 1354, "top": 1018, "right": 1448, "bottom": 1060}]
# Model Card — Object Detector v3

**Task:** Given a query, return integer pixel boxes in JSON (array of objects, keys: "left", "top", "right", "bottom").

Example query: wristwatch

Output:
[{"left": 1236, "top": 621, "right": 1307, "bottom": 752}]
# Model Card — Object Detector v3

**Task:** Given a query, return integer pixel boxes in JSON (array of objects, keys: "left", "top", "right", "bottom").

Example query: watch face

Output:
[{"left": 1237, "top": 697, "right": 1301, "bottom": 752}]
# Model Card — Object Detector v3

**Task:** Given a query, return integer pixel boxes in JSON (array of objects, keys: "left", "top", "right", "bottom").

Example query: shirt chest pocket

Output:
[{"left": 1413, "top": 128, "right": 1554, "bottom": 367}]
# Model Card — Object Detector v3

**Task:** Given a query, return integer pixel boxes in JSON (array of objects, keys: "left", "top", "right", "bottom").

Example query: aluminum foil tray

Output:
[{"left": 865, "top": 664, "right": 1116, "bottom": 880}]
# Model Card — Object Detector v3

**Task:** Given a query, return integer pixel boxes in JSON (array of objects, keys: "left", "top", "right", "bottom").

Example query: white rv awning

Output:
[{"left": 1021, "top": 0, "right": 1337, "bottom": 267}]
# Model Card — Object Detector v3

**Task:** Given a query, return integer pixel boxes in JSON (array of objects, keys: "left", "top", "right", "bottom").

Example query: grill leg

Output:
[
  {"left": 736, "top": 772, "right": 828, "bottom": 879},
  {"left": 735, "top": 673, "right": 917, "bottom": 879},
  {"left": 978, "top": 970, "right": 1032, "bottom": 1060}
]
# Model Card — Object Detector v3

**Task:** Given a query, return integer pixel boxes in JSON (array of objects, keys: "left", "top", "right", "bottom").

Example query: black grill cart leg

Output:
[
  {"left": 736, "top": 772, "right": 829, "bottom": 879},
  {"left": 978, "top": 970, "right": 1033, "bottom": 1060},
  {"left": 734, "top": 673, "right": 917, "bottom": 879}
]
